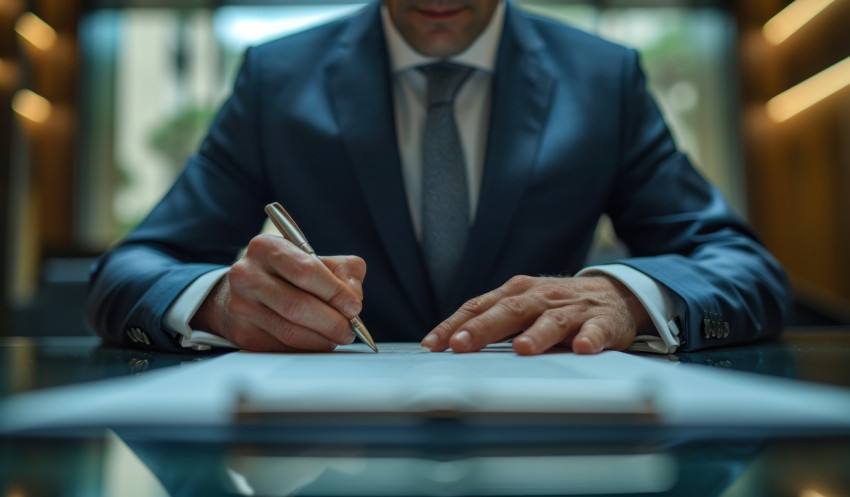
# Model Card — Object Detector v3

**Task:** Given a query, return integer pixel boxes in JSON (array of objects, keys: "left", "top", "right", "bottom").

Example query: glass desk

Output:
[{"left": 1, "top": 329, "right": 849, "bottom": 497}]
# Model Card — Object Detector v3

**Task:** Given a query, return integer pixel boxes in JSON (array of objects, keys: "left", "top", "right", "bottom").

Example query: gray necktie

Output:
[{"left": 420, "top": 63, "right": 473, "bottom": 313}]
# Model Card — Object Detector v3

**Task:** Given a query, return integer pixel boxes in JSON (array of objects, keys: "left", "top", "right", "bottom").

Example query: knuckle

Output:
[
  {"left": 227, "top": 262, "right": 250, "bottom": 287},
  {"left": 541, "top": 285, "right": 570, "bottom": 302},
  {"left": 288, "top": 254, "right": 319, "bottom": 287},
  {"left": 267, "top": 317, "right": 294, "bottom": 337},
  {"left": 279, "top": 296, "right": 308, "bottom": 323},
  {"left": 327, "top": 280, "right": 352, "bottom": 304},
  {"left": 497, "top": 296, "right": 525, "bottom": 317},
  {"left": 432, "top": 319, "right": 458, "bottom": 338},
  {"left": 505, "top": 275, "right": 534, "bottom": 291},
  {"left": 270, "top": 320, "right": 300, "bottom": 344},
  {"left": 265, "top": 318, "right": 304, "bottom": 347},
  {"left": 460, "top": 296, "right": 487, "bottom": 315},
  {"left": 542, "top": 308, "right": 570, "bottom": 327},
  {"left": 244, "top": 234, "right": 274, "bottom": 257}
]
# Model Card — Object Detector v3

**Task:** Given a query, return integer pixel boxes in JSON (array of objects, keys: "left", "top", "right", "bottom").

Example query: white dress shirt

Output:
[
  {"left": 382, "top": 3, "right": 502, "bottom": 237},
  {"left": 165, "top": 1, "right": 683, "bottom": 353}
]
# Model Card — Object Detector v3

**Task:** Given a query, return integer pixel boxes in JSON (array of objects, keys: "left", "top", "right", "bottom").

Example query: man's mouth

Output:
[{"left": 413, "top": 5, "right": 468, "bottom": 21}]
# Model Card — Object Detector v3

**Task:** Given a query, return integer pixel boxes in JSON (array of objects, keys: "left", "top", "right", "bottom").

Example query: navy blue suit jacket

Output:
[{"left": 86, "top": 1, "right": 791, "bottom": 353}]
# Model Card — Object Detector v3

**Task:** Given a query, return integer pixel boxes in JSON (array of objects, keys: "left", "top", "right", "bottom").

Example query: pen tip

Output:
[{"left": 352, "top": 317, "right": 378, "bottom": 353}]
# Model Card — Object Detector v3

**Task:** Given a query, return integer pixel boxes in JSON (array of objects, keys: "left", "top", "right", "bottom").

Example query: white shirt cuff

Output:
[
  {"left": 163, "top": 267, "right": 238, "bottom": 351},
  {"left": 577, "top": 264, "right": 683, "bottom": 354}
]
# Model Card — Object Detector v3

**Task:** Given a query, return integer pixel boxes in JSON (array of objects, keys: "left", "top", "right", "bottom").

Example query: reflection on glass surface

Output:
[
  {"left": 2, "top": 334, "right": 850, "bottom": 496},
  {"left": 103, "top": 430, "right": 170, "bottom": 497},
  {"left": 225, "top": 453, "right": 677, "bottom": 496},
  {"left": 76, "top": 2, "right": 742, "bottom": 251},
  {"left": 5, "top": 429, "right": 850, "bottom": 497}
]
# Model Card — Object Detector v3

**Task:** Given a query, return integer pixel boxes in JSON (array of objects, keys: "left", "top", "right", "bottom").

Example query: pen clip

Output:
[{"left": 265, "top": 202, "right": 314, "bottom": 254}]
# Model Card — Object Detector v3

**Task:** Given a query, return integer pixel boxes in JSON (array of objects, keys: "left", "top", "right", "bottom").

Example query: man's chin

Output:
[{"left": 410, "top": 33, "right": 470, "bottom": 58}]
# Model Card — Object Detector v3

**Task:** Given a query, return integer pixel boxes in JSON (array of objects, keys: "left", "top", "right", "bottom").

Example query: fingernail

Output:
[
  {"left": 421, "top": 334, "right": 437, "bottom": 350},
  {"left": 344, "top": 302, "right": 361, "bottom": 318},
  {"left": 342, "top": 332, "right": 356, "bottom": 345},
  {"left": 453, "top": 330, "right": 472, "bottom": 349}
]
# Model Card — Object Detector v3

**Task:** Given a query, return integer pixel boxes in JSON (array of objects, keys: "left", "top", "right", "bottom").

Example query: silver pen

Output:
[{"left": 265, "top": 202, "right": 378, "bottom": 352}]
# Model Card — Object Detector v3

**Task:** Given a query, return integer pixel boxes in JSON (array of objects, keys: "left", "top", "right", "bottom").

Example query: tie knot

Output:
[{"left": 420, "top": 63, "right": 474, "bottom": 107}]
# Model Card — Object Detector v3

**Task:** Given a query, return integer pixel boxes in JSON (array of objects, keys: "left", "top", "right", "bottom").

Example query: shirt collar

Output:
[{"left": 381, "top": 1, "right": 505, "bottom": 73}]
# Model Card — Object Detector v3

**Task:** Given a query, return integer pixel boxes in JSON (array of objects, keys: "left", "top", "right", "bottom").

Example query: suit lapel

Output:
[
  {"left": 326, "top": 2, "right": 555, "bottom": 321},
  {"left": 450, "top": 4, "right": 555, "bottom": 307},
  {"left": 327, "top": 3, "right": 437, "bottom": 325}
]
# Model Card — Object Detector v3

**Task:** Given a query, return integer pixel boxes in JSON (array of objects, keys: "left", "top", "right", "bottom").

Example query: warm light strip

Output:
[
  {"left": 14, "top": 12, "right": 57, "bottom": 51},
  {"left": 763, "top": 0, "right": 836, "bottom": 46},
  {"left": 800, "top": 490, "right": 828, "bottom": 497},
  {"left": 12, "top": 89, "right": 52, "bottom": 123},
  {"left": 767, "top": 57, "right": 850, "bottom": 122}
]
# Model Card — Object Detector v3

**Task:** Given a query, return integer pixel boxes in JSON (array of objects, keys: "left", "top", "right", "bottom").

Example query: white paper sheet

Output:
[{"left": 235, "top": 343, "right": 655, "bottom": 415}]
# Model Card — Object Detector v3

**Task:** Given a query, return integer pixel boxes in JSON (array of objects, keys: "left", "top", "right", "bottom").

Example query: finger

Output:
[
  {"left": 250, "top": 235, "right": 362, "bottom": 318},
  {"left": 243, "top": 303, "right": 343, "bottom": 351},
  {"left": 422, "top": 275, "right": 540, "bottom": 352},
  {"left": 448, "top": 291, "right": 551, "bottom": 353},
  {"left": 421, "top": 291, "right": 502, "bottom": 352},
  {"left": 228, "top": 260, "right": 355, "bottom": 346},
  {"left": 227, "top": 320, "right": 336, "bottom": 353},
  {"left": 257, "top": 278, "right": 356, "bottom": 346},
  {"left": 571, "top": 317, "right": 615, "bottom": 354},
  {"left": 228, "top": 292, "right": 345, "bottom": 351},
  {"left": 224, "top": 323, "right": 284, "bottom": 352},
  {"left": 322, "top": 255, "right": 366, "bottom": 301},
  {"left": 513, "top": 307, "right": 583, "bottom": 356}
]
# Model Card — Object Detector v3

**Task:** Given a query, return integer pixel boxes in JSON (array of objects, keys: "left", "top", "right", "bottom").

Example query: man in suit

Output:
[{"left": 86, "top": 0, "right": 792, "bottom": 355}]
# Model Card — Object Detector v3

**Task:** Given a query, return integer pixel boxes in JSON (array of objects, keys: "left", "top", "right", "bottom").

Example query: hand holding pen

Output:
[
  {"left": 265, "top": 202, "right": 377, "bottom": 352},
  {"left": 189, "top": 204, "right": 375, "bottom": 352}
]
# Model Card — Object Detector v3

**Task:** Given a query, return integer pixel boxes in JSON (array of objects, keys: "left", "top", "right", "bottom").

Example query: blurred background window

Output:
[
  {"left": 75, "top": 1, "right": 742, "bottom": 250},
  {"left": 78, "top": 4, "right": 369, "bottom": 248}
]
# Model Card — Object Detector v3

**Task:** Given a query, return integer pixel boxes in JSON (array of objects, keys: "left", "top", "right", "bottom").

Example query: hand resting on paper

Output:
[
  {"left": 191, "top": 234, "right": 365, "bottom": 352},
  {"left": 421, "top": 275, "right": 653, "bottom": 355}
]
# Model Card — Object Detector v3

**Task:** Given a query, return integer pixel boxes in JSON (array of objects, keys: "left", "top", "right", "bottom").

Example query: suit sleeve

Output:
[
  {"left": 85, "top": 48, "right": 273, "bottom": 352},
  {"left": 607, "top": 50, "right": 792, "bottom": 352}
]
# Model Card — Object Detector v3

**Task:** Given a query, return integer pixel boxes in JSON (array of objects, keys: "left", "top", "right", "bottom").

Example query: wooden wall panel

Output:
[
  {"left": 737, "top": 0, "right": 850, "bottom": 321},
  {"left": 2, "top": 0, "right": 81, "bottom": 329},
  {"left": 1, "top": 0, "right": 27, "bottom": 332}
]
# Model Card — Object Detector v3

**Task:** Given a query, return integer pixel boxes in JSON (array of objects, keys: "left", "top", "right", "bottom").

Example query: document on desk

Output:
[
  {"left": 2, "top": 343, "right": 850, "bottom": 432},
  {"left": 233, "top": 342, "right": 655, "bottom": 417}
]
